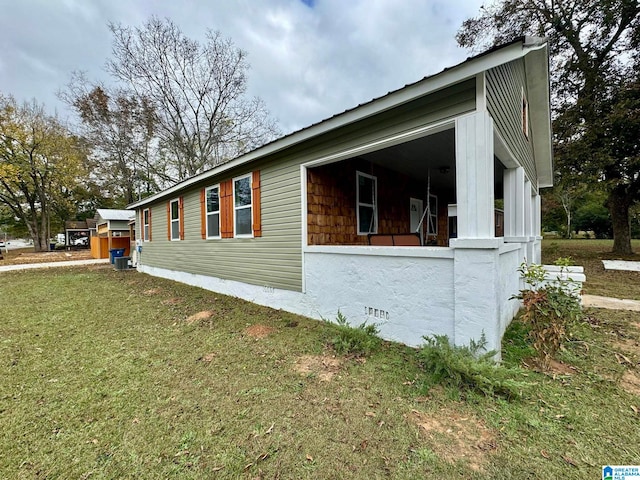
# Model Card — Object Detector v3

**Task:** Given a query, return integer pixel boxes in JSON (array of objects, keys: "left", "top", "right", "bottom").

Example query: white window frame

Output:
[
  {"left": 356, "top": 171, "right": 378, "bottom": 235},
  {"left": 233, "top": 174, "right": 253, "bottom": 238},
  {"left": 522, "top": 87, "right": 529, "bottom": 138},
  {"left": 427, "top": 193, "right": 438, "bottom": 236},
  {"left": 205, "top": 184, "right": 221, "bottom": 239},
  {"left": 170, "top": 198, "right": 181, "bottom": 241},
  {"left": 143, "top": 208, "right": 150, "bottom": 242}
]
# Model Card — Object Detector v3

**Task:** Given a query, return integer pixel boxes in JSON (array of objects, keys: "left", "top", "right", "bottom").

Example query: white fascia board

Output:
[
  {"left": 525, "top": 46, "right": 554, "bottom": 188},
  {"left": 129, "top": 40, "right": 533, "bottom": 209}
]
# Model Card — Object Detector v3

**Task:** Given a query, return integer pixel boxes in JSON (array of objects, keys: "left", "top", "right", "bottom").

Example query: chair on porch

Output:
[{"left": 367, "top": 233, "right": 421, "bottom": 246}]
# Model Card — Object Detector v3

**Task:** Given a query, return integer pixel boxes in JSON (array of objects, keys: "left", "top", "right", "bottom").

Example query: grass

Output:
[
  {"left": 542, "top": 238, "right": 640, "bottom": 299},
  {"left": 1, "top": 244, "right": 639, "bottom": 478}
]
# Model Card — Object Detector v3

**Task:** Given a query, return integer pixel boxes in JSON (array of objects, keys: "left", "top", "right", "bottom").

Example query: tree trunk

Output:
[
  {"left": 25, "top": 222, "right": 41, "bottom": 252},
  {"left": 607, "top": 187, "right": 634, "bottom": 255}
]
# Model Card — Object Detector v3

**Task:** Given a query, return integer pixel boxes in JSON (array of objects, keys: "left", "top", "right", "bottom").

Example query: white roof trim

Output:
[
  {"left": 129, "top": 38, "right": 550, "bottom": 208},
  {"left": 525, "top": 45, "right": 553, "bottom": 188}
]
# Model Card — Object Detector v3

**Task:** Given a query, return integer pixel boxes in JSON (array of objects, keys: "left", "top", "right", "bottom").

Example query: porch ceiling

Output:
[
  {"left": 360, "top": 128, "right": 456, "bottom": 193},
  {"left": 359, "top": 128, "right": 504, "bottom": 200}
]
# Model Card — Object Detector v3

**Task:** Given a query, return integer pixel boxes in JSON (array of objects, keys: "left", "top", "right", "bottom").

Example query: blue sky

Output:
[{"left": 0, "top": 0, "right": 485, "bottom": 134}]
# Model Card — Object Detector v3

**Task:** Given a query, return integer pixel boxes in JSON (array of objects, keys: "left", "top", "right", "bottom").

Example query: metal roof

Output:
[
  {"left": 129, "top": 36, "right": 551, "bottom": 208},
  {"left": 96, "top": 209, "right": 135, "bottom": 222}
]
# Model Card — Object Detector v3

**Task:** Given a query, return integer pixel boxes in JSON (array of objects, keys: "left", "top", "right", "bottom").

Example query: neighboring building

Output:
[
  {"left": 128, "top": 37, "right": 554, "bottom": 353},
  {"left": 64, "top": 219, "right": 95, "bottom": 246},
  {"left": 91, "top": 209, "right": 134, "bottom": 259}
]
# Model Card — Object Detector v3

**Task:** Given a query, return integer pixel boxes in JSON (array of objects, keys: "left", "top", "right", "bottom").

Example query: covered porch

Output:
[
  {"left": 301, "top": 113, "right": 543, "bottom": 352},
  {"left": 304, "top": 116, "right": 535, "bottom": 253}
]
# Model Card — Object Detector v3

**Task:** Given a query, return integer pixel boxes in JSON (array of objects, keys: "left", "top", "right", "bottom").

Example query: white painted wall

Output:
[
  {"left": 139, "top": 246, "right": 457, "bottom": 348},
  {"left": 498, "top": 244, "right": 524, "bottom": 338},
  {"left": 138, "top": 241, "right": 582, "bottom": 357},
  {"left": 304, "top": 246, "right": 455, "bottom": 346},
  {"left": 541, "top": 265, "right": 585, "bottom": 298}
]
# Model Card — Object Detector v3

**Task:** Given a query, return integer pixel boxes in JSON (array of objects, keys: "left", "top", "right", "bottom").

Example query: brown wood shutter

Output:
[
  {"left": 178, "top": 196, "right": 185, "bottom": 240},
  {"left": 252, "top": 170, "right": 262, "bottom": 237},
  {"left": 166, "top": 201, "right": 171, "bottom": 240},
  {"left": 139, "top": 209, "right": 143, "bottom": 240},
  {"left": 220, "top": 179, "right": 234, "bottom": 238},
  {"left": 148, "top": 208, "right": 152, "bottom": 241},
  {"left": 200, "top": 188, "right": 206, "bottom": 239}
]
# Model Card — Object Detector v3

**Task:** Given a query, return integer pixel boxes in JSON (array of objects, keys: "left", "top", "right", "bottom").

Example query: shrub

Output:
[
  {"left": 513, "top": 261, "right": 583, "bottom": 369},
  {"left": 325, "top": 311, "right": 381, "bottom": 356},
  {"left": 418, "top": 334, "right": 529, "bottom": 400}
]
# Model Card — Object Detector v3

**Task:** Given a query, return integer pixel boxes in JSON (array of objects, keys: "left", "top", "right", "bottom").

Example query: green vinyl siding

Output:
[
  {"left": 137, "top": 79, "right": 476, "bottom": 292},
  {"left": 140, "top": 159, "right": 303, "bottom": 291},
  {"left": 108, "top": 220, "right": 131, "bottom": 231},
  {"left": 486, "top": 60, "right": 536, "bottom": 182}
]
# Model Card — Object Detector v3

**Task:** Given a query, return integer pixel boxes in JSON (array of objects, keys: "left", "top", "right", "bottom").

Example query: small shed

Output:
[
  {"left": 90, "top": 209, "right": 135, "bottom": 259},
  {"left": 64, "top": 219, "right": 95, "bottom": 246}
]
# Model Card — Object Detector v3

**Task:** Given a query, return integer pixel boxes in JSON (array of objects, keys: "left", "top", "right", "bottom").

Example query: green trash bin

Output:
[{"left": 109, "top": 248, "right": 126, "bottom": 264}]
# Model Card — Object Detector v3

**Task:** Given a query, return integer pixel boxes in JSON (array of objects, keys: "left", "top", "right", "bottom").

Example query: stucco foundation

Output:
[
  {"left": 303, "top": 245, "right": 455, "bottom": 346},
  {"left": 138, "top": 242, "right": 530, "bottom": 351}
]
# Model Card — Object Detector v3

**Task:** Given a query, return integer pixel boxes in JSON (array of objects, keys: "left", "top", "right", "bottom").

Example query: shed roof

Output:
[
  {"left": 96, "top": 209, "right": 135, "bottom": 222},
  {"left": 65, "top": 220, "right": 87, "bottom": 230},
  {"left": 129, "top": 36, "right": 552, "bottom": 209}
]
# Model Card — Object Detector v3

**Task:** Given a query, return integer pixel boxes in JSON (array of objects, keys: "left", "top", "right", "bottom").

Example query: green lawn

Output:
[
  {"left": 542, "top": 238, "right": 640, "bottom": 300},
  {"left": 1, "top": 249, "right": 639, "bottom": 479}
]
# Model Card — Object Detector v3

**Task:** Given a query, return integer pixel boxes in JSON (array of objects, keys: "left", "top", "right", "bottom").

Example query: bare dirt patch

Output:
[
  {"left": 545, "top": 359, "right": 578, "bottom": 375},
  {"left": 244, "top": 324, "right": 276, "bottom": 339},
  {"left": 142, "top": 288, "right": 162, "bottom": 296},
  {"left": 161, "top": 297, "right": 182, "bottom": 306},
  {"left": 293, "top": 355, "right": 342, "bottom": 381},
  {"left": 407, "top": 408, "right": 497, "bottom": 472},
  {"left": 523, "top": 357, "right": 577, "bottom": 375},
  {"left": 186, "top": 311, "right": 214, "bottom": 325},
  {"left": 198, "top": 353, "right": 216, "bottom": 362},
  {"left": 1, "top": 249, "right": 92, "bottom": 265},
  {"left": 621, "top": 370, "right": 640, "bottom": 396}
]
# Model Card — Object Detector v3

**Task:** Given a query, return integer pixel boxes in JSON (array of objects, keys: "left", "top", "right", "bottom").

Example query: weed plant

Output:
[
  {"left": 418, "top": 334, "right": 530, "bottom": 400},
  {"left": 513, "top": 260, "right": 583, "bottom": 369},
  {"left": 324, "top": 311, "right": 381, "bottom": 356}
]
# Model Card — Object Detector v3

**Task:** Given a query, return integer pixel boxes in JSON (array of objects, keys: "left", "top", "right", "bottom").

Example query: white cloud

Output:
[{"left": 0, "top": 0, "right": 484, "bottom": 131}]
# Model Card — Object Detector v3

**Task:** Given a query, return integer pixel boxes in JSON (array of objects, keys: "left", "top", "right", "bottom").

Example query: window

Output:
[
  {"left": 170, "top": 199, "right": 181, "bottom": 240},
  {"left": 206, "top": 171, "right": 260, "bottom": 239},
  {"left": 205, "top": 185, "right": 220, "bottom": 238},
  {"left": 522, "top": 88, "right": 529, "bottom": 138},
  {"left": 234, "top": 174, "right": 252, "bottom": 237},
  {"left": 356, "top": 171, "right": 377, "bottom": 235},
  {"left": 143, "top": 208, "right": 151, "bottom": 241},
  {"left": 427, "top": 194, "right": 438, "bottom": 236}
]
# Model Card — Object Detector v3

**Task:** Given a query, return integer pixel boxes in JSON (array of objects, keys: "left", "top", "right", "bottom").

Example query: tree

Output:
[
  {"left": 61, "top": 74, "right": 161, "bottom": 204},
  {"left": 458, "top": 0, "right": 640, "bottom": 254},
  {"left": 105, "top": 16, "right": 279, "bottom": 181},
  {"left": 0, "top": 95, "right": 86, "bottom": 251},
  {"left": 574, "top": 194, "right": 612, "bottom": 238}
]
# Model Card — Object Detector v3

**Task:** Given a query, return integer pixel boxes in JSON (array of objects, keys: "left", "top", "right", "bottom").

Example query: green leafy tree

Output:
[
  {"left": 0, "top": 95, "right": 87, "bottom": 251},
  {"left": 61, "top": 76, "right": 160, "bottom": 203},
  {"left": 574, "top": 196, "right": 612, "bottom": 238},
  {"left": 458, "top": 0, "right": 640, "bottom": 254}
]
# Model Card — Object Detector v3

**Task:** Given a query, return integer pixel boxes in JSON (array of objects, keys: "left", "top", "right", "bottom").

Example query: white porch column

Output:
[
  {"left": 524, "top": 179, "right": 535, "bottom": 263},
  {"left": 533, "top": 192, "right": 542, "bottom": 263},
  {"left": 454, "top": 112, "right": 495, "bottom": 239},
  {"left": 452, "top": 112, "right": 503, "bottom": 356},
  {"left": 524, "top": 179, "right": 532, "bottom": 237},
  {"left": 504, "top": 166, "right": 526, "bottom": 240}
]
